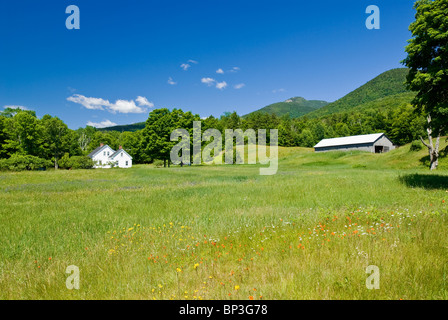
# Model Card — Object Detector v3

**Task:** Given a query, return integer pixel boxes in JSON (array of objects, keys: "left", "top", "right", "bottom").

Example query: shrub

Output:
[
  {"left": 410, "top": 140, "right": 423, "bottom": 152},
  {"left": 58, "top": 153, "right": 94, "bottom": 169},
  {"left": 69, "top": 156, "right": 94, "bottom": 169},
  {"left": 153, "top": 159, "right": 164, "bottom": 168},
  {"left": 58, "top": 153, "right": 71, "bottom": 169},
  {"left": 0, "top": 154, "right": 52, "bottom": 171}
]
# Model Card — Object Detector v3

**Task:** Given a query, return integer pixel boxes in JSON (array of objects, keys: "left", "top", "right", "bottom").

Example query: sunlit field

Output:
[{"left": 1, "top": 145, "right": 448, "bottom": 300}]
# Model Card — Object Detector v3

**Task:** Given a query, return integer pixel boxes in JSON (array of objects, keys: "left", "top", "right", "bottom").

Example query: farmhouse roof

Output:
[
  {"left": 110, "top": 149, "right": 133, "bottom": 160},
  {"left": 88, "top": 145, "right": 109, "bottom": 158},
  {"left": 314, "top": 133, "right": 385, "bottom": 149}
]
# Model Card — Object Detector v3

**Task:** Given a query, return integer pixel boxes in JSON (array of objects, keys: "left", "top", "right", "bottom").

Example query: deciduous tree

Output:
[{"left": 402, "top": 0, "right": 448, "bottom": 170}]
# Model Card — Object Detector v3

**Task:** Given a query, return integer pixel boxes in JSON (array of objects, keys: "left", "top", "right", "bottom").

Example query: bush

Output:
[
  {"left": 58, "top": 153, "right": 71, "bottom": 169},
  {"left": 410, "top": 140, "right": 423, "bottom": 152},
  {"left": 69, "top": 156, "right": 94, "bottom": 169},
  {"left": 59, "top": 153, "right": 94, "bottom": 169},
  {"left": 0, "top": 154, "right": 52, "bottom": 171},
  {"left": 153, "top": 159, "right": 164, "bottom": 168}
]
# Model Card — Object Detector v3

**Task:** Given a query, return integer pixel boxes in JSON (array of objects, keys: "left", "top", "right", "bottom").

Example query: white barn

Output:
[
  {"left": 314, "top": 133, "right": 395, "bottom": 153},
  {"left": 88, "top": 144, "right": 133, "bottom": 168}
]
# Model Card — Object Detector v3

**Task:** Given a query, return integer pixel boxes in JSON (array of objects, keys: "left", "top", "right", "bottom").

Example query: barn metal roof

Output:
[{"left": 314, "top": 133, "right": 385, "bottom": 148}]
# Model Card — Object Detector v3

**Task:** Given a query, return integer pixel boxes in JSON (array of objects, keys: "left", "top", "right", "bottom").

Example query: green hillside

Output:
[
  {"left": 97, "top": 122, "right": 145, "bottom": 132},
  {"left": 306, "top": 68, "right": 411, "bottom": 118},
  {"left": 349, "top": 91, "right": 416, "bottom": 113},
  {"left": 245, "top": 97, "right": 328, "bottom": 118}
]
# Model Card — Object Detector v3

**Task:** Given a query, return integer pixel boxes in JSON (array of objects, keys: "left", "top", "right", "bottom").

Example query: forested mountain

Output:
[
  {"left": 245, "top": 97, "right": 328, "bottom": 118},
  {"left": 98, "top": 122, "right": 145, "bottom": 132},
  {"left": 306, "top": 68, "right": 411, "bottom": 118}
]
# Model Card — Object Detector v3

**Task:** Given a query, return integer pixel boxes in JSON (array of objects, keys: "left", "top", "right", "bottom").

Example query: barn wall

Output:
[
  {"left": 315, "top": 136, "right": 396, "bottom": 153},
  {"left": 373, "top": 136, "right": 395, "bottom": 151},
  {"left": 315, "top": 143, "right": 374, "bottom": 153}
]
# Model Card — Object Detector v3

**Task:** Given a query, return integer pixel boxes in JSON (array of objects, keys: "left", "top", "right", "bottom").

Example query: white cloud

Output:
[
  {"left": 67, "top": 94, "right": 151, "bottom": 114},
  {"left": 216, "top": 81, "right": 228, "bottom": 90},
  {"left": 180, "top": 63, "right": 191, "bottom": 71},
  {"left": 272, "top": 88, "right": 286, "bottom": 93},
  {"left": 234, "top": 83, "right": 245, "bottom": 89},
  {"left": 216, "top": 67, "right": 240, "bottom": 74},
  {"left": 180, "top": 60, "right": 198, "bottom": 71},
  {"left": 67, "top": 94, "right": 108, "bottom": 110},
  {"left": 201, "top": 77, "right": 216, "bottom": 86},
  {"left": 87, "top": 120, "right": 118, "bottom": 129},
  {"left": 167, "top": 77, "right": 177, "bottom": 85},
  {"left": 201, "top": 78, "right": 227, "bottom": 90},
  {"left": 136, "top": 96, "right": 154, "bottom": 108},
  {"left": 108, "top": 100, "right": 146, "bottom": 114},
  {"left": 3, "top": 105, "right": 30, "bottom": 110}
]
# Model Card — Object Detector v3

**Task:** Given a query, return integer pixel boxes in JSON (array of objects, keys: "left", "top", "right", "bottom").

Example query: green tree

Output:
[
  {"left": 334, "top": 123, "right": 351, "bottom": 137},
  {"left": 278, "top": 117, "right": 298, "bottom": 147},
  {"left": 119, "top": 131, "right": 145, "bottom": 164},
  {"left": 76, "top": 126, "right": 96, "bottom": 154},
  {"left": 41, "top": 115, "right": 73, "bottom": 169},
  {"left": 220, "top": 111, "right": 241, "bottom": 130},
  {"left": 0, "top": 107, "right": 37, "bottom": 118},
  {"left": 141, "top": 108, "right": 200, "bottom": 167},
  {"left": 0, "top": 116, "right": 7, "bottom": 159},
  {"left": 387, "top": 104, "right": 425, "bottom": 145},
  {"left": 3, "top": 111, "right": 43, "bottom": 157},
  {"left": 311, "top": 122, "right": 326, "bottom": 141},
  {"left": 86, "top": 131, "right": 119, "bottom": 154},
  {"left": 298, "top": 128, "right": 316, "bottom": 148},
  {"left": 402, "top": 0, "right": 448, "bottom": 170}
]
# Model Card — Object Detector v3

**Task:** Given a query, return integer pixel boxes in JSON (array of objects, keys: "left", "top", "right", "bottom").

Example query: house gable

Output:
[
  {"left": 110, "top": 149, "right": 133, "bottom": 160},
  {"left": 88, "top": 145, "right": 115, "bottom": 159}
]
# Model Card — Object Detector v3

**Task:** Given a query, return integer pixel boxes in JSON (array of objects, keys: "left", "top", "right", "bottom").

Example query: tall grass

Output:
[{"left": 0, "top": 146, "right": 447, "bottom": 299}]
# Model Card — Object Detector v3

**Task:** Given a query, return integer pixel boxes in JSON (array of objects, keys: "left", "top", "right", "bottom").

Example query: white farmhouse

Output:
[{"left": 88, "top": 144, "right": 133, "bottom": 168}]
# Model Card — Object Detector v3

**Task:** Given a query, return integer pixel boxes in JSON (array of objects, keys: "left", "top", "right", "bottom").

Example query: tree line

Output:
[{"left": 0, "top": 99, "right": 426, "bottom": 170}]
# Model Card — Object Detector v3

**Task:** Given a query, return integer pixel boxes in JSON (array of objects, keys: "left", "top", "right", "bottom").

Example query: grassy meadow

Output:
[{"left": 1, "top": 143, "right": 448, "bottom": 300}]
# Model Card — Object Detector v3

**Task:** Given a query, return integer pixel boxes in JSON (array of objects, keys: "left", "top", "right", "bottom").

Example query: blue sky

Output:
[{"left": 0, "top": 0, "right": 416, "bottom": 129}]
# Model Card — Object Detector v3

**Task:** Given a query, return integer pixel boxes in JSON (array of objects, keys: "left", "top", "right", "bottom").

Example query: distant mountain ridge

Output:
[
  {"left": 305, "top": 68, "right": 411, "bottom": 118},
  {"left": 97, "top": 68, "right": 413, "bottom": 132},
  {"left": 244, "top": 97, "right": 328, "bottom": 118},
  {"left": 97, "top": 122, "right": 145, "bottom": 132}
]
